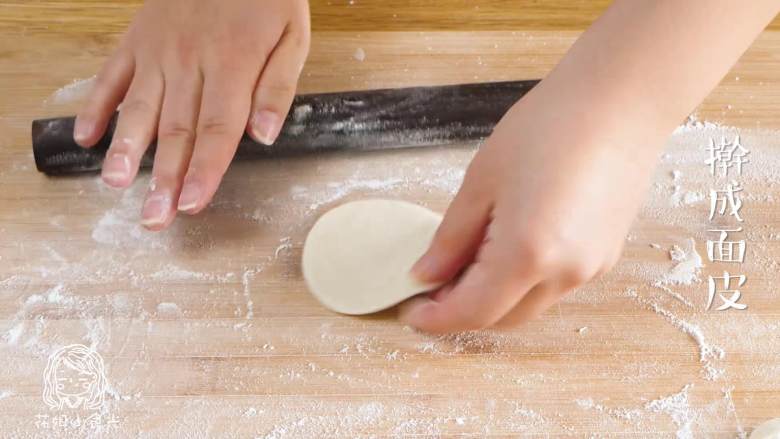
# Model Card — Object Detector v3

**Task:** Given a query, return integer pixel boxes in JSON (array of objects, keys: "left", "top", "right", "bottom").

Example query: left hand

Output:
[{"left": 74, "top": 0, "right": 311, "bottom": 230}]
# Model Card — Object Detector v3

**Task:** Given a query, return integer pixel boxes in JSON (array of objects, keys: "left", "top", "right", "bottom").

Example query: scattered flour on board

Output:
[
  {"left": 1, "top": 283, "right": 118, "bottom": 355},
  {"left": 659, "top": 239, "right": 704, "bottom": 285},
  {"left": 156, "top": 302, "right": 182, "bottom": 317},
  {"left": 577, "top": 383, "right": 746, "bottom": 439},
  {"left": 577, "top": 384, "right": 699, "bottom": 439},
  {"left": 1, "top": 114, "right": 778, "bottom": 436},
  {"left": 44, "top": 76, "right": 96, "bottom": 105},
  {"left": 91, "top": 182, "right": 173, "bottom": 251},
  {"left": 353, "top": 47, "right": 366, "bottom": 62},
  {"left": 648, "top": 238, "right": 704, "bottom": 307},
  {"left": 274, "top": 237, "right": 293, "bottom": 259},
  {"left": 299, "top": 177, "right": 406, "bottom": 212},
  {"left": 290, "top": 167, "right": 466, "bottom": 214},
  {"left": 670, "top": 183, "right": 706, "bottom": 207},
  {"left": 627, "top": 288, "right": 725, "bottom": 381},
  {"left": 644, "top": 384, "right": 697, "bottom": 439}
]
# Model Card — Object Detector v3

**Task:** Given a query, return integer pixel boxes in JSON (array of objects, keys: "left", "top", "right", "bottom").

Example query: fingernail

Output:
[
  {"left": 177, "top": 181, "right": 202, "bottom": 212},
  {"left": 73, "top": 119, "right": 92, "bottom": 144},
  {"left": 411, "top": 253, "right": 437, "bottom": 282},
  {"left": 102, "top": 153, "right": 131, "bottom": 186},
  {"left": 250, "top": 110, "right": 281, "bottom": 145},
  {"left": 141, "top": 191, "right": 172, "bottom": 227}
]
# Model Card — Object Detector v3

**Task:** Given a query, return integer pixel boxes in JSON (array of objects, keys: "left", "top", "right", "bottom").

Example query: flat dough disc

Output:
[
  {"left": 751, "top": 419, "right": 780, "bottom": 439},
  {"left": 302, "top": 199, "right": 443, "bottom": 315}
]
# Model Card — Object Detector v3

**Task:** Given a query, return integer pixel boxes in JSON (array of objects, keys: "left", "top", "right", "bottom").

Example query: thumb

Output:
[{"left": 411, "top": 180, "right": 492, "bottom": 283}]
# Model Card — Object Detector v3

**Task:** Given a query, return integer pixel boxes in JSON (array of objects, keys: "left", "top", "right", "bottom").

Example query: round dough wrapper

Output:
[
  {"left": 752, "top": 418, "right": 780, "bottom": 439},
  {"left": 302, "top": 199, "right": 444, "bottom": 315}
]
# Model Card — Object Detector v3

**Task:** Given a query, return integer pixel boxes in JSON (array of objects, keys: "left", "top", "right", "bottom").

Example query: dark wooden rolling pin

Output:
[{"left": 32, "top": 79, "right": 540, "bottom": 175}]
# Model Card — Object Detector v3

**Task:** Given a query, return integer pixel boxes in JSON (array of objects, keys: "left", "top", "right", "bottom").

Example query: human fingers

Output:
[
  {"left": 141, "top": 67, "right": 203, "bottom": 229},
  {"left": 100, "top": 66, "right": 164, "bottom": 188},
  {"left": 74, "top": 50, "right": 135, "bottom": 147},
  {"left": 176, "top": 66, "right": 256, "bottom": 214},
  {"left": 247, "top": 26, "right": 310, "bottom": 144}
]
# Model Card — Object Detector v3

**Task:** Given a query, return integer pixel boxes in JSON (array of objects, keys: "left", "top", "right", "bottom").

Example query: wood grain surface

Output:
[
  {"left": 1, "top": 2, "right": 779, "bottom": 438},
  {"left": 4, "top": 0, "right": 780, "bottom": 32}
]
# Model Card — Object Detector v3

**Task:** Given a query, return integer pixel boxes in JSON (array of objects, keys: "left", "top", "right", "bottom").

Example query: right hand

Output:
[
  {"left": 75, "top": 0, "right": 311, "bottom": 230},
  {"left": 400, "top": 86, "right": 664, "bottom": 333}
]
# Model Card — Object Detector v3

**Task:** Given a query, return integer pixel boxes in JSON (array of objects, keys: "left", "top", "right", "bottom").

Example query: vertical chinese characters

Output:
[{"left": 705, "top": 135, "right": 750, "bottom": 311}]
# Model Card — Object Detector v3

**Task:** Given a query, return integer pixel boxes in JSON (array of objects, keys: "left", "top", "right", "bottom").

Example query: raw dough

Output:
[
  {"left": 302, "top": 199, "right": 443, "bottom": 315},
  {"left": 752, "top": 418, "right": 780, "bottom": 439}
]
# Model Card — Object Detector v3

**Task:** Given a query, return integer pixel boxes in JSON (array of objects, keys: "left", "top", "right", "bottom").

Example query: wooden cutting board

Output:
[{"left": 1, "top": 2, "right": 779, "bottom": 437}]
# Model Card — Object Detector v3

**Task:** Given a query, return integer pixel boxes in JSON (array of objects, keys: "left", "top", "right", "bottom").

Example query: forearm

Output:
[{"left": 523, "top": 0, "right": 779, "bottom": 147}]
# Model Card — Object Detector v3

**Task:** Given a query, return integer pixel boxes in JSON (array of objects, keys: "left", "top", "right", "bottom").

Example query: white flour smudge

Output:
[
  {"left": 298, "top": 177, "right": 407, "bottom": 212},
  {"left": 627, "top": 289, "right": 725, "bottom": 381},
  {"left": 353, "top": 47, "right": 366, "bottom": 62},
  {"left": 92, "top": 190, "right": 173, "bottom": 251},
  {"left": 156, "top": 302, "right": 182, "bottom": 317},
  {"left": 644, "top": 384, "right": 696, "bottom": 439},
  {"left": 44, "top": 76, "right": 96, "bottom": 105},
  {"left": 657, "top": 238, "right": 704, "bottom": 286},
  {"left": 274, "top": 237, "right": 293, "bottom": 259},
  {"left": 576, "top": 384, "right": 723, "bottom": 439}
]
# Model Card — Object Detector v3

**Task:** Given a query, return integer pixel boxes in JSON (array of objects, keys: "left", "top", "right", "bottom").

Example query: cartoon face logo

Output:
[{"left": 42, "top": 344, "right": 107, "bottom": 410}]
